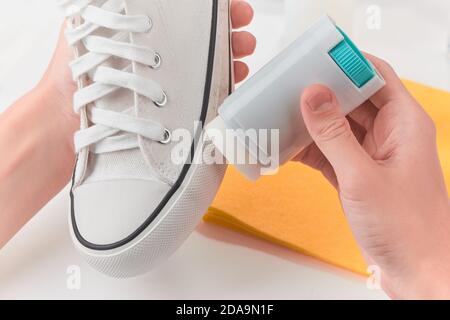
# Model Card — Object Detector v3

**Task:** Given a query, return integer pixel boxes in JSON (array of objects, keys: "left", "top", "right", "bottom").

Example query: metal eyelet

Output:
[
  {"left": 151, "top": 52, "right": 161, "bottom": 69},
  {"left": 159, "top": 128, "right": 172, "bottom": 144},
  {"left": 154, "top": 91, "right": 167, "bottom": 107}
]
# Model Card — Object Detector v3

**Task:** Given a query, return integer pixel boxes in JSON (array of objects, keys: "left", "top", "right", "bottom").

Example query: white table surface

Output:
[{"left": 0, "top": 0, "right": 448, "bottom": 300}]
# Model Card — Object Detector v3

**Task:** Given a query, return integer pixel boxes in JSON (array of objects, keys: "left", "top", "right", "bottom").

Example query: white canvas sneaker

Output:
[{"left": 60, "top": 0, "right": 232, "bottom": 277}]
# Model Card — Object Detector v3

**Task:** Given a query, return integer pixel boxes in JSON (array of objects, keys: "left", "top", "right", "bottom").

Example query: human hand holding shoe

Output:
[
  {"left": 39, "top": 0, "right": 257, "bottom": 154},
  {"left": 0, "top": 0, "right": 257, "bottom": 249}
]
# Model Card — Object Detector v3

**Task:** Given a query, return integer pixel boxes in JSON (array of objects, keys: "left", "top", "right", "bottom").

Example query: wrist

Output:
[
  {"left": 409, "top": 258, "right": 450, "bottom": 299},
  {"left": 386, "top": 204, "right": 450, "bottom": 299},
  {"left": 384, "top": 256, "right": 450, "bottom": 300},
  {"left": 418, "top": 204, "right": 450, "bottom": 299},
  {"left": 0, "top": 81, "right": 78, "bottom": 247},
  {"left": 34, "top": 79, "right": 79, "bottom": 155}
]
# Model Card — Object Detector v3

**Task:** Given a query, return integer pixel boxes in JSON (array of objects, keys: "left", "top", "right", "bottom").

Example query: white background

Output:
[{"left": 0, "top": 0, "right": 449, "bottom": 299}]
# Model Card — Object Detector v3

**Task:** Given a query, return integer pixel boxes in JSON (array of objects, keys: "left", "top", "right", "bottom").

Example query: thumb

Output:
[{"left": 300, "top": 85, "right": 372, "bottom": 177}]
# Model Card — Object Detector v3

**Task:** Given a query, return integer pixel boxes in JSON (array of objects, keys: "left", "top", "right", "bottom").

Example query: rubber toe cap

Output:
[{"left": 72, "top": 179, "right": 171, "bottom": 247}]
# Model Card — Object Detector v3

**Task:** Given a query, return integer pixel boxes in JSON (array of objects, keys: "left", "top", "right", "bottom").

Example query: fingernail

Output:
[{"left": 306, "top": 91, "right": 333, "bottom": 113}]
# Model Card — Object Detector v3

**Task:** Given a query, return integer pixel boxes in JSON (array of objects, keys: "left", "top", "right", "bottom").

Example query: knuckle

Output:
[
  {"left": 421, "top": 111, "right": 436, "bottom": 129},
  {"left": 412, "top": 108, "right": 437, "bottom": 139},
  {"left": 376, "top": 57, "right": 393, "bottom": 72},
  {"left": 316, "top": 117, "right": 351, "bottom": 142},
  {"left": 379, "top": 58, "right": 392, "bottom": 69},
  {"left": 424, "top": 115, "right": 437, "bottom": 138}
]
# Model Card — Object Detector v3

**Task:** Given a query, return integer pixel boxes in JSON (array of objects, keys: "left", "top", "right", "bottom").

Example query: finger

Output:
[
  {"left": 231, "top": 0, "right": 254, "bottom": 29},
  {"left": 348, "top": 116, "right": 366, "bottom": 145},
  {"left": 234, "top": 61, "right": 249, "bottom": 83},
  {"left": 295, "top": 120, "right": 368, "bottom": 188},
  {"left": 365, "top": 53, "right": 413, "bottom": 109},
  {"left": 232, "top": 31, "right": 256, "bottom": 58},
  {"left": 348, "top": 107, "right": 380, "bottom": 158},
  {"left": 300, "top": 84, "right": 374, "bottom": 178},
  {"left": 348, "top": 100, "right": 378, "bottom": 131},
  {"left": 295, "top": 144, "right": 338, "bottom": 188},
  {"left": 320, "top": 160, "right": 338, "bottom": 188}
]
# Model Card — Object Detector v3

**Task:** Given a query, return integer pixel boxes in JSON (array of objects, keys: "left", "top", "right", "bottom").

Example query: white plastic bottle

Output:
[{"left": 207, "top": 16, "right": 385, "bottom": 181}]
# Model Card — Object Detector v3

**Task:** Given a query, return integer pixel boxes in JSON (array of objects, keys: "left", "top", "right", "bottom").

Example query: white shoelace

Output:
[{"left": 58, "top": 0, "right": 171, "bottom": 154}]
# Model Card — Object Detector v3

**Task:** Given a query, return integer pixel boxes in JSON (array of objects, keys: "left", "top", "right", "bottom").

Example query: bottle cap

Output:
[{"left": 329, "top": 27, "right": 375, "bottom": 88}]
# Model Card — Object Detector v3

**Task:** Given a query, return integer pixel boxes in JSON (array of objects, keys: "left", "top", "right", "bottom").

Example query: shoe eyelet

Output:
[
  {"left": 154, "top": 91, "right": 167, "bottom": 107},
  {"left": 150, "top": 52, "right": 161, "bottom": 69},
  {"left": 159, "top": 128, "right": 172, "bottom": 144}
]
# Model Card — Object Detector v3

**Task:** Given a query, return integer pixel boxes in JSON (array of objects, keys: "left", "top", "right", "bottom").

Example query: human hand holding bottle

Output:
[{"left": 298, "top": 55, "right": 450, "bottom": 299}]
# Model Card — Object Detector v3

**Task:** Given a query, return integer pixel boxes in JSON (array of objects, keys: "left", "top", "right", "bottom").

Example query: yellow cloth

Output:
[{"left": 204, "top": 80, "right": 450, "bottom": 275}]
